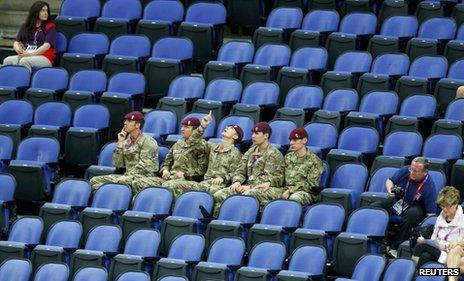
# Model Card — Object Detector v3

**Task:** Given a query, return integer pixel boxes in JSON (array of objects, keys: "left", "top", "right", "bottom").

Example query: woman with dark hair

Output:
[{"left": 2, "top": 1, "right": 56, "bottom": 71}]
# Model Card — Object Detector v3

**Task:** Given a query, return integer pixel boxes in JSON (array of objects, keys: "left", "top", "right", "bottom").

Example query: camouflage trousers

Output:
[
  {"left": 90, "top": 174, "right": 165, "bottom": 195},
  {"left": 213, "top": 187, "right": 282, "bottom": 214},
  {"left": 162, "top": 179, "right": 226, "bottom": 198},
  {"left": 286, "top": 191, "right": 318, "bottom": 206}
]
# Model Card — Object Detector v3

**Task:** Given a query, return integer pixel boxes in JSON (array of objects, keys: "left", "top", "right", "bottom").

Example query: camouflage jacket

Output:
[
  {"left": 284, "top": 150, "right": 323, "bottom": 194},
  {"left": 232, "top": 143, "right": 284, "bottom": 188},
  {"left": 113, "top": 133, "right": 159, "bottom": 176},
  {"left": 191, "top": 129, "right": 242, "bottom": 185},
  {"left": 160, "top": 133, "right": 208, "bottom": 180}
]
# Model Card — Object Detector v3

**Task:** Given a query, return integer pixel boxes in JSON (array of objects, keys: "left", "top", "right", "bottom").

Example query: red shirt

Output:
[{"left": 16, "top": 22, "right": 57, "bottom": 65}]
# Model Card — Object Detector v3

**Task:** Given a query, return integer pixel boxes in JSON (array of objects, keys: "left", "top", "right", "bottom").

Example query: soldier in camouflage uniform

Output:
[
  {"left": 162, "top": 111, "right": 243, "bottom": 197},
  {"left": 138, "top": 117, "right": 209, "bottom": 196},
  {"left": 281, "top": 128, "right": 323, "bottom": 205},
  {"left": 213, "top": 122, "right": 285, "bottom": 210},
  {"left": 90, "top": 111, "right": 159, "bottom": 194}
]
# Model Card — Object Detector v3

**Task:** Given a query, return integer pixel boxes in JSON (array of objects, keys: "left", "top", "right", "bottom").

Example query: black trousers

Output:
[
  {"left": 371, "top": 197, "right": 426, "bottom": 249},
  {"left": 413, "top": 243, "right": 441, "bottom": 268}
]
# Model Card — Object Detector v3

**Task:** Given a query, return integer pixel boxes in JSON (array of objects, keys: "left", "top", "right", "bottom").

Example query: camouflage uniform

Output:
[
  {"left": 283, "top": 150, "right": 323, "bottom": 205},
  {"left": 90, "top": 133, "right": 159, "bottom": 194},
  {"left": 135, "top": 134, "right": 208, "bottom": 196},
  {"left": 213, "top": 144, "right": 284, "bottom": 210}
]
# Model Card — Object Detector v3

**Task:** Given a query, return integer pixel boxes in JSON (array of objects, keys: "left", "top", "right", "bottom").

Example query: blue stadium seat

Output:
[
  {"left": 357, "top": 53, "right": 410, "bottom": 97},
  {"left": 109, "top": 229, "right": 161, "bottom": 281},
  {"left": 269, "top": 119, "right": 297, "bottom": 149},
  {"left": 435, "top": 58, "right": 464, "bottom": 114},
  {"left": 85, "top": 142, "right": 117, "bottom": 179},
  {"left": 320, "top": 51, "right": 372, "bottom": 94},
  {"left": 386, "top": 94, "right": 437, "bottom": 135},
  {"left": 325, "top": 127, "right": 379, "bottom": 176},
  {"left": 39, "top": 178, "right": 91, "bottom": 232},
  {"left": 208, "top": 115, "right": 255, "bottom": 144},
  {"left": 65, "top": 104, "right": 110, "bottom": 167},
  {"left": 8, "top": 137, "right": 59, "bottom": 201},
  {"left": 79, "top": 183, "right": 132, "bottom": 239},
  {"left": 360, "top": 167, "right": 400, "bottom": 206},
  {"left": 55, "top": 0, "right": 101, "bottom": 40},
  {"left": 136, "top": 0, "right": 184, "bottom": 44},
  {"left": 55, "top": 32, "right": 68, "bottom": 65},
  {"left": 0, "top": 174, "right": 15, "bottom": 232},
  {"left": 277, "top": 47, "right": 328, "bottom": 101},
  {"left": 275, "top": 85, "right": 324, "bottom": 127},
  {"left": 158, "top": 146, "right": 169, "bottom": 168},
  {"left": 0, "top": 136, "right": 13, "bottom": 172},
  {"left": 333, "top": 207, "right": 389, "bottom": 276},
  {"left": 160, "top": 191, "right": 213, "bottom": 255},
  {"left": 290, "top": 10, "right": 340, "bottom": 51},
  {"left": 235, "top": 242, "right": 286, "bottom": 281},
  {"left": 100, "top": 72, "right": 145, "bottom": 135},
  {"left": 0, "top": 65, "right": 30, "bottom": 102},
  {"left": 33, "top": 263, "right": 69, "bottom": 281},
  {"left": 116, "top": 271, "right": 151, "bottom": 281},
  {"left": 304, "top": 122, "right": 338, "bottom": 159},
  {"left": 24, "top": 67, "right": 69, "bottom": 109},
  {"left": 0, "top": 259, "right": 32, "bottom": 281},
  {"left": 153, "top": 234, "right": 205, "bottom": 280},
  {"left": 346, "top": 91, "right": 399, "bottom": 135},
  {"left": 158, "top": 276, "right": 188, "bottom": 281},
  {"left": 94, "top": 0, "right": 142, "bottom": 40},
  {"left": 241, "top": 44, "right": 291, "bottom": 85},
  {"left": 205, "top": 195, "right": 259, "bottom": 248},
  {"left": 72, "top": 267, "right": 108, "bottom": 281},
  {"left": 31, "top": 220, "right": 82, "bottom": 271},
  {"left": 320, "top": 161, "right": 330, "bottom": 189},
  {"left": 0, "top": 217, "right": 43, "bottom": 263},
  {"left": 142, "top": 110, "right": 177, "bottom": 144},
  {"left": 193, "top": 237, "right": 246, "bottom": 281},
  {"left": 0, "top": 100, "right": 33, "bottom": 153},
  {"left": 63, "top": 70, "right": 107, "bottom": 112},
  {"left": 247, "top": 199, "right": 302, "bottom": 251},
  {"left": 335, "top": 254, "right": 386, "bottom": 281},
  {"left": 70, "top": 224, "right": 122, "bottom": 275},
  {"left": 396, "top": 55, "right": 448, "bottom": 101},
  {"left": 432, "top": 97, "right": 464, "bottom": 136},
  {"left": 276, "top": 246, "right": 326, "bottom": 280},
  {"left": 178, "top": 3, "right": 227, "bottom": 64},
  {"left": 203, "top": 41, "right": 254, "bottom": 83},
  {"left": 231, "top": 81, "right": 280, "bottom": 122},
  {"left": 382, "top": 258, "right": 415, "bottom": 281},
  {"left": 28, "top": 102, "right": 72, "bottom": 143},
  {"left": 422, "top": 134, "right": 463, "bottom": 174},
  {"left": 429, "top": 170, "right": 446, "bottom": 196},
  {"left": 320, "top": 163, "right": 369, "bottom": 213},
  {"left": 102, "top": 35, "right": 151, "bottom": 77},
  {"left": 325, "top": 13, "right": 377, "bottom": 68},
  {"left": 121, "top": 187, "right": 173, "bottom": 240},
  {"left": 60, "top": 33, "right": 110, "bottom": 75},
  {"left": 253, "top": 7, "right": 303, "bottom": 48}
]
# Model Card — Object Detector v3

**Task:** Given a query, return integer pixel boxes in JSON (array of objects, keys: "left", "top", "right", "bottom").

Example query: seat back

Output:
[
  {"left": 143, "top": 110, "right": 177, "bottom": 137},
  {"left": 0, "top": 174, "right": 15, "bottom": 201},
  {"left": 151, "top": 37, "right": 193, "bottom": 61},
  {"left": 269, "top": 120, "right": 297, "bottom": 146},
  {"left": 172, "top": 191, "right": 213, "bottom": 219},
  {"left": 0, "top": 259, "right": 31, "bottom": 281},
  {"left": 217, "top": 195, "right": 259, "bottom": 223},
  {"left": 85, "top": 225, "right": 122, "bottom": 252},
  {"left": 330, "top": 164, "right": 368, "bottom": 193},
  {"left": 207, "top": 237, "right": 245, "bottom": 264},
  {"left": 185, "top": 2, "right": 226, "bottom": 25},
  {"left": 338, "top": 127, "right": 379, "bottom": 152},
  {"left": 167, "top": 75, "right": 205, "bottom": 99},
  {"left": 73, "top": 267, "right": 108, "bottom": 281},
  {"left": 16, "top": 137, "right": 60, "bottom": 163},
  {"left": 339, "top": 13, "right": 377, "bottom": 35},
  {"left": 323, "top": 89, "right": 359, "bottom": 111},
  {"left": 370, "top": 53, "right": 410, "bottom": 76},
  {"left": 248, "top": 242, "right": 286, "bottom": 269},
  {"left": 423, "top": 134, "right": 463, "bottom": 160},
  {"left": 0, "top": 135, "right": 13, "bottom": 162},
  {"left": 73, "top": 104, "right": 109, "bottom": 129},
  {"left": 399, "top": 94, "right": 437, "bottom": 117},
  {"left": 445, "top": 99, "right": 464, "bottom": 121},
  {"left": 359, "top": 91, "right": 398, "bottom": 115},
  {"left": 288, "top": 246, "right": 326, "bottom": 275},
  {"left": 34, "top": 102, "right": 71, "bottom": 127},
  {"left": 91, "top": 183, "right": 132, "bottom": 210},
  {"left": 260, "top": 200, "right": 302, "bottom": 227},
  {"left": 408, "top": 56, "right": 448, "bottom": 79},
  {"left": 447, "top": 59, "right": 464, "bottom": 80},
  {"left": 429, "top": 170, "right": 446, "bottom": 195},
  {"left": 351, "top": 255, "right": 386, "bottom": 281},
  {"left": 116, "top": 271, "right": 150, "bottom": 281},
  {"left": 216, "top": 115, "right": 254, "bottom": 141},
  {"left": 46, "top": 221, "right": 82, "bottom": 248},
  {"left": 217, "top": 41, "right": 254, "bottom": 63},
  {"left": 109, "top": 35, "right": 151, "bottom": 57},
  {"left": 8, "top": 217, "right": 43, "bottom": 243},
  {"left": 52, "top": 179, "right": 91, "bottom": 206},
  {"left": 33, "top": 263, "right": 69, "bottom": 281},
  {"left": 253, "top": 44, "right": 291, "bottom": 66},
  {"left": 59, "top": 0, "right": 100, "bottom": 18},
  {"left": 290, "top": 47, "right": 328, "bottom": 70},
  {"left": 101, "top": 0, "right": 141, "bottom": 20},
  {"left": 168, "top": 234, "right": 205, "bottom": 260},
  {"left": 124, "top": 229, "right": 160, "bottom": 256},
  {"left": 334, "top": 51, "right": 372, "bottom": 73},
  {"left": 0, "top": 65, "right": 30, "bottom": 88},
  {"left": 305, "top": 122, "right": 338, "bottom": 149},
  {"left": 241, "top": 81, "right": 279, "bottom": 105},
  {"left": 417, "top": 18, "right": 456, "bottom": 40},
  {"left": 302, "top": 203, "right": 345, "bottom": 231},
  {"left": 383, "top": 131, "right": 423, "bottom": 157},
  {"left": 132, "top": 187, "right": 173, "bottom": 215},
  {"left": 204, "top": 79, "right": 242, "bottom": 102},
  {"left": 69, "top": 70, "right": 107, "bottom": 92},
  {"left": 266, "top": 7, "right": 303, "bottom": 28},
  {"left": 301, "top": 10, "right": 340, "bottom": 32},
  {"left": 143, "top": 0, "right": 184, "bottom": 22},
  {"left": 107, "top": 72, "right": 145, "bottom": 95},
  {"left": 284, "top": 85, "right": 323, "bottom": 109},
  {"left": 346, "top": 208, "right": 389, "bottom": 236},
  {"left": 68, "top": 33, "right": 110, "bottom": 55},
  {"left": 380, "top": 16, "right": 418, "bottom": 37},
  {"left": 97, "top": 142, "right": 117, "bottom": 166},
  {"left": 382, "top": 258, "right": 416, "bottom": 281},
  {"left": 0, "top": 100, "right": 33, "bottom": 125}
]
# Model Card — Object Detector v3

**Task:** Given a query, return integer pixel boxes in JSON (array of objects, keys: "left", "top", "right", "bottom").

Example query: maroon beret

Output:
[
  {"left": 124, "top": 111, "right": 144, "bottom": 121},
  {"left": 289, "top": 128, "right": 308, "bottom": 140},
  {"left": 229, "top": 124, "right": 243, "bottom": 142},
  {"left": 181, "top": 117, "right": 201, "bottom": 127},
  {"left": 252, "top": 122, "right": 271, "bottom": 133}
]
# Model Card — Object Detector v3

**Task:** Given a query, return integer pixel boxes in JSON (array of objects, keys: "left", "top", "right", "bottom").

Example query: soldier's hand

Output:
[
  {"left": 201, "top": 111, "right": 213, "bottom": 128},
  {"left": 172, "top": 171, "right": 184, "bottom": 180},
  {"left": 211, "top": 177, "right": 223, "bottom": 185},
  {"left": 229, "top": 182, "right": 241, "bottom": 191},
  {"left": 281, "top": 190, "right": 290, "bottom": 199},
  {"left": 117, "top": 130, "right": 128, "bottom": 143},
  {"left": 162, "top": 170, "right": 171, "bottom": 180},
  {"left": 254, "top": 182, "right": 270, "bottom": 189},
  {"left": 240, "top": 185, "right": 250, "bottom": 193}
]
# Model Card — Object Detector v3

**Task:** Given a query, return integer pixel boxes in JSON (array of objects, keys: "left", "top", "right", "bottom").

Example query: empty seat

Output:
[
  {"left": 444, "top": 24, "right": 464, "bottom": 66},
  {"left": 142, "top": 110, "right": 177, "bottom": 145},
  {"left": 63, "top": 70, "right": 107, "bottom": 112},
  {"left": 415, "top": 1, "right": 444, "bottom": 24},
  {"left": 269, "top": 120, "right": 298, "bottom": 149},
  {"left": 435, "top": 58, "right": 464, "bottom": 114},
  {"left": 0, "top": 258, "right": 32, "bottom": 281},
  {"left": 304, "top": 122, "right": 338, "bottom": 159},
  {"left": 116, "top": 271, "right": 150, "bottom": 281},
  {"left": 94, "top": 0, "right": 142, "bottom": 41},
  {"left": 60, "top": 33, "right": 110, "bottom": 75},
  {"left": 0, "top": 135, "right": 13, "bottom": 173},
  {"left": 0, "top": 174, "right": 15, "bottom": 232},
  {"left": 0, "top": 100, "right": 33, "bottom": 154},
  {"left": 55, "top": 0, "right": 101, "bottom": 40},
  {"left": 231, "top": 81, "right": 279, "bottom": 122},
  {"left": 72, "top": 267, "right": 108, "bottom": 281},
  {"left": 24, "top": 67, "right": 69, "bottom": 109},
  {"left": 422, "top": 134, "right": 463, "bottom": 174},
  {"left": 334, "top": 254, "right": 386, "bottom": 281},
  {"left": 84, "top": 142, "right": 117, "bottom": 179},
  {"left": 276, "top": 246, "right": 326, "bottom": 281},
  {"left": 33, "top": 263, "right": 69, "bottom": 281},
  {"left": 0, "top": 217, "right": 43, "bottom": 263},
  {"left": 28, "top": 102, "right": 72, "bottom": 143},
  {"left": 0, "top": 65, "right": 30, "bottom": 103},
  {"left": 433, "top": 91, "right": 464, "bottom": 136},
  {"left": 382, "top": 258, "right": 415, "bottom": 281},
  {"left": 378, "top": 0, "right": 408, "bottom": 26},
  {"left": 144, "top": 37, "right": 194, "bottom": 100}
]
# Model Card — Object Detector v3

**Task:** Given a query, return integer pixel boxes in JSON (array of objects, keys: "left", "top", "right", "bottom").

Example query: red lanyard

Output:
[{"left": 405, "top": 174, "right": 429, "bottom": 201}]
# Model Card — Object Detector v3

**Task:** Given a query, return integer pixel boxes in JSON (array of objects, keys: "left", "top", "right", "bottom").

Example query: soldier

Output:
[
  {"left": 90, "top": 111, "right": 159, "bottom": 194},
  {"left": 281, "top": 128, "right": 323, "bottom": 205},
  {"left": 213, "top": 121, "right": 285, "bottom": 210},
  {"left": 136, "top": 116, "right": 208, "bottom": 196},
  {"left": 161, "top": 111, "right": 243, "bottom": 196}
]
